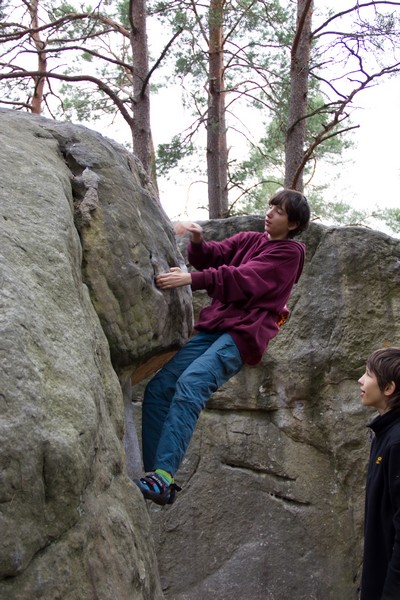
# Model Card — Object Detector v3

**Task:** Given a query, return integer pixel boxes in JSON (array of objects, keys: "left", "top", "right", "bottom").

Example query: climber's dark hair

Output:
[{"left": 367, "top": 347, "right": 400, "bottom": 411}]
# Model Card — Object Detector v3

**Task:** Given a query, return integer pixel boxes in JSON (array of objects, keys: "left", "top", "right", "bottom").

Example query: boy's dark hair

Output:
[
  {"left": 270, "top": 189, "right": 311, "bottom": 239},
  {"left": 367, "top": 347, "right": 400, "bottom": 411}
]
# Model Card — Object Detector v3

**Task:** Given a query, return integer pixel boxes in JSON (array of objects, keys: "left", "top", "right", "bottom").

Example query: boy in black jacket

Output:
[{"left": 359, "top": 347, "right": 400, "bottom": 600}]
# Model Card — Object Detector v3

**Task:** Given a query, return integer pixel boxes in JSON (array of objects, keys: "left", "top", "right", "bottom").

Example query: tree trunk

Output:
[
  {"left": 207, "top": 0, "right": 228, "bottom": 219},
  {"left": 129, "top": 0, "right": 157, "bottom": 186},
  {"left": 28, "top": 0, "right": 47, "bottom": 114},
  {"left": 285, "top": 0, "right": 313, "bottom": 192}
]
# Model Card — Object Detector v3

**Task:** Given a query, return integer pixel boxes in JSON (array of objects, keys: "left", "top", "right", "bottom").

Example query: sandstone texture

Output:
[
  {"left": 2, "top": 108, "right": 400, "bottom": 600},
  {"left": 139, "top": 217, "right": 400, "bottom": 600},
  {"left": 0, "top": 109, "right": 192, "bottom": 599}
]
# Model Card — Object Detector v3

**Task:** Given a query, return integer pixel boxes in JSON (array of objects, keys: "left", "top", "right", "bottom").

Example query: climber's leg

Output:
[
  {"left": 141, "top": 331, "right": 227, "bottom": 472},
  {"left": 153, "top": 332, "right": 243, "bottom": 476}
]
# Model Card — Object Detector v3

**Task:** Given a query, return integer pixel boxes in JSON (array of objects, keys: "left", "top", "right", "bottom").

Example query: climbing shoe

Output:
[{"left": 134, "top": 471, "right": 181, "bottom": 506}]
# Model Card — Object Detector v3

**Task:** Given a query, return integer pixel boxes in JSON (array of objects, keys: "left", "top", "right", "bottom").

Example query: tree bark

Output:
[
  {"left": 28, "top": 0, "right": 47, "bottom": 114},
  {"left": 129, "top": 0, "right": 157, "bottom": 186},
  {"left": 207, "top": 0, "right": 228, "bottom": 219},
  {"left": 285, "top": 0, "right": 313, "bottom": 192}
]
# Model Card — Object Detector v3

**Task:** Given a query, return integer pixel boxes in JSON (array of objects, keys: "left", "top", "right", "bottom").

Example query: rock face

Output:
[
  {"left": 2, "top": 108, "right": 400, "bottom": 600},
  {"left": 0, "top": 110, "right": 193, "bottom": 599},
  {"left": 141, "top": 217, "right": 400, "bottom": 600}
]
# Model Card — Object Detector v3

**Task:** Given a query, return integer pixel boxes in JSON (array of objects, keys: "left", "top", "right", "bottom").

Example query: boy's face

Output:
[
  {"left": 264, "top": 202, "right": 298, "bottom": 240},
  {"left": 358, "top": 369, "right": 390, "bottom": 414}
]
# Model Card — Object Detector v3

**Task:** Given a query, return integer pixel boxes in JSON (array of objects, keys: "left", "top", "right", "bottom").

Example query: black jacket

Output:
[{"left": 361, "top": 410, "right": 400, "bottom": 600}]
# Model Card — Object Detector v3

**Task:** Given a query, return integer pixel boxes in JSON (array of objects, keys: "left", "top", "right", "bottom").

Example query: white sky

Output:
[
  {"left": 146, "top": 76, "right": 400, "bottom": 222},
  {"left": 313, "top": 78, "right": 400, "bottom": 213}
]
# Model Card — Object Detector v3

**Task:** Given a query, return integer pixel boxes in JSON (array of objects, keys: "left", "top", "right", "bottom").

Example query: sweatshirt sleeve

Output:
[
  {"left": 382, "top": 442, "right": 400, "bottom": 598},
  {"left": 190, "top": 242, "right": 304, "bottom": 307},
  {"left": 188, "top": 234, "right": 242, "bottom": 270}
]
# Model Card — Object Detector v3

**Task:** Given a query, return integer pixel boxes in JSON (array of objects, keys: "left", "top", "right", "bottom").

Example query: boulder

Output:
[
  {"left": 2, "top": 107, "right": 400, "bottom": 600},
  {"left": 142, "top": 218, "right": 400, "bottom": 600},
  {"left": 0, "top": 109, "right": 193, "bottom": 600}
]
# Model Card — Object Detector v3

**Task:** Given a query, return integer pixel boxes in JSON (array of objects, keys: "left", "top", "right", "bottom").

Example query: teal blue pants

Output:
[{"left": 142, "top": 331, "right": 244, "bottom": 475}]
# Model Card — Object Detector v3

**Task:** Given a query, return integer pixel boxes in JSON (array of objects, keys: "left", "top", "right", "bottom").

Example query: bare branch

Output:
[
  {"left": 0, "top": 70, "right": 135, "bottom": 128},
  {"left": 222, "top": 0, "right": 258, "bottom": 46},
  {"left": 0, "top": 11, "right": 130, "bottom": 45},
  {"left": 189, "top": 0, "right": 209, "bottom": 45},
  {"left": 0, "top": 98, "right": 32, "bottom": 109},
  {"left": 290, "top": 59, "right": 400, "bottom": 186},
  {"left": 312, "top": 1, "right": 400, "bottom": 38},
  {"left": 25, "top": 44, "right": 135, "bottom": 72},
  {"left": 141, "top": 27, "right": 183, "bottom": 98}
]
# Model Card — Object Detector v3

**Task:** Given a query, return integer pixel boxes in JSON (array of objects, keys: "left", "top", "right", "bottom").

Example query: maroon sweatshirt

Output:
[{"left": 188, "top": 231, "right": 306, "bottom": 365}]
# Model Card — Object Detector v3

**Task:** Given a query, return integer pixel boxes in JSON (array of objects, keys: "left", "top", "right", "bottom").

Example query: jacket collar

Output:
[{"left": 368, "top": 409, "right": 400, "bottom": 436}]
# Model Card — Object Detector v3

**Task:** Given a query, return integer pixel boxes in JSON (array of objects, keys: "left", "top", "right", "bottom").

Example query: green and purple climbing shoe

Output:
[{"left": 134, "top": 471, "right": 181, "bottom": 506}]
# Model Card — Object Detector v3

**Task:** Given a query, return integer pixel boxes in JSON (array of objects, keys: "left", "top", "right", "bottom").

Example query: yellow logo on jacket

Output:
[{"left": 376, "top": 456, "right": 382, "bottom": 464}]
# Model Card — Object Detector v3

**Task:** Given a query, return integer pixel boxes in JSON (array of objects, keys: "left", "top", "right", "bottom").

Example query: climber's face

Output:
[
  {"left": 264, "top": 202, "right": 298, "bottom": 240},
  {"left": 358, "top": 369, "right": 393, "bottom": 414}
]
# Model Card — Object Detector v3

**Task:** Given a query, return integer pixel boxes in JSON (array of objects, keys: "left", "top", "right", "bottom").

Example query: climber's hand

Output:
[
  {"left": 155, "top": 267, "right": 192, "bottom": 289},
  {"left": 173, "top": 221, "right": 203, "bottom": 243}
]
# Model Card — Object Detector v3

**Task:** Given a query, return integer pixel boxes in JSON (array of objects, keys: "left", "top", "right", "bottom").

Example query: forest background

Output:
[{"left": 1, "top": 0, "right": 399, "bottom": 234}]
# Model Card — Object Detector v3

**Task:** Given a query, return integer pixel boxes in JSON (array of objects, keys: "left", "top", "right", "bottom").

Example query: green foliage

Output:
[
  {"left": 376, "top": 208, "right": 400, "bottom": 233},
  {"left": 148, "top": 0, "right": 353, "bottom": 221},
  {"left": 147, "top": 0, "right": 298, "bottom": 200},
  {"left": 150, "top": 0, "right": 293, "bottom": 105},
  {"left": 308, "top": 193, "right": 368, "bottom": 226},
  {"left": 59, "top": 83, "right": 114, "bottom": 122},
  {"left": 50, "top": 3, "right": 77, "bottom": 18},
  {"left": 229, "top": 84, "right": 352, "bottom": 216},
  {"left": 116, "top": 0, "right": 130, "bottom": 28},
  {"left": 174, "top": 51, "right": 207, "bottom": 80},
  {"left": 156, "top": 135, "right": 195, "bottom": 176}
]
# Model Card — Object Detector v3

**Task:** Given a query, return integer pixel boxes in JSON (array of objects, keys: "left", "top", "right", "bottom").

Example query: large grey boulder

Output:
[
  {"left": 142, "top": 218, "right": 400, "bottom": 600},
  {"left": 2, "top": 106, "right": 400, "bottom": 600},
  {"left": 0, "top": 109, "right": 193, "bottom": 599}
]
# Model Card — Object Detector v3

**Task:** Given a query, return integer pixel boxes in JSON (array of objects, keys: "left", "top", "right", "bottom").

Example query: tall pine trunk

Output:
[
  {"left": 285, "top": 0, "right": 313, "bottom": 192},
  {"left": 28, "top": 0, "right": 47, "bottom": 114},
  {"left": 207, "top": 0, "right": 228, "bottom": 219},
  {"left": 129, "top": 0, "right": 157, "bottom": 186}
]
